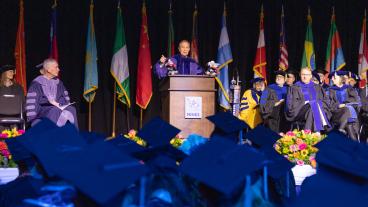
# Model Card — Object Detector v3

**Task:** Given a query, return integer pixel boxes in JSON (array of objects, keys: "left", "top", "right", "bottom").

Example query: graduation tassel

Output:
[
  {"left": 244, "top": 175, "right": 252, "bottom": 207},
  {"left": 263, "top": 166, "right": 269, "bottom": 201},
  {"left": 139, "top": 176, "right": 146, "bottom": 207}
]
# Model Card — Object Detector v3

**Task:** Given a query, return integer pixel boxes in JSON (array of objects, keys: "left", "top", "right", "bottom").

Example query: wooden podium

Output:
[{"left": 160, "top": 75, "right": 216, "bottom": 138}]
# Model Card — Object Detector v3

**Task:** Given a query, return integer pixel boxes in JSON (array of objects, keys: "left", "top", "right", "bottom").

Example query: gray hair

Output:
[{"left": 42, "top": 58, "right": 58, "bottom": 71}]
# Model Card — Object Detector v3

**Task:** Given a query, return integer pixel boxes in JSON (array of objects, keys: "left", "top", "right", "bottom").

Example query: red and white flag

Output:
[{"left": 358, "top": 11, "right": 368, "bottom": 88}]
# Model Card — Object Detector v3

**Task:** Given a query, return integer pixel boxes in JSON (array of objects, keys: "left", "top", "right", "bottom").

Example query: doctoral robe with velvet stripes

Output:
[{"left": 26, "top": 75, "right": 78, "bottom": 128}]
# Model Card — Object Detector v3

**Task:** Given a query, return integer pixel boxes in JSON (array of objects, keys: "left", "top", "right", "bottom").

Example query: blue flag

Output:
[
  {"left": 215, "top": 8, "right": 233, "bottom": 109},
  {"left": 83, "top": 2, "right": 98, "bottom": 103}
]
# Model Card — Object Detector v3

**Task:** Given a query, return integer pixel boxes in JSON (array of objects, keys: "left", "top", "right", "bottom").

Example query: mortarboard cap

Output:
[
  {"left": 274, "top": 70, "right": 286, "bottom": 76},
  {"left": 315, "top": 130, "right": 368, "bottom": 180},
  {"left": 19, "top": 122, "right": 86, "bottom": 177},
  {"left": 51, "top": 140, "right": 148, "bottom": 204},
  {"left": 0, "top": 65, "right": 15, "bottom": 74},
  {"left": 137, "top": 117, "right": 180, "bottom": 147},
  {"left": 179, "top": 137, "right": 266, "bottom": 195},
  {"left": 207, "top": 112, "right": 248, "bottom": 135},
  {"left": 349, "top": 73, "right": 360, "bottom": 81},
  {"left": 312, "top": 70, "right": 321, "bottom": 84},
  {"left": 250, "top": 77, "right": 265, "bottom": 84},
  {"left": 315, "top": 69, "right": 328, "bottom": 75},
  {"left": 285, "top": 68, "right": 297, "bottom": 76},
  {"left": 289, "top": 168, "right": 367, "bottom": 207},
  {"left": 207, "top": 112, "right": 248, "bottom": 143},
  {"left": 245, "top": 126, "right": 293, "bottom": 179},
  {"left": 245, "top": 125, "right": 280, "bottom": 149},
  {"left": 6, "top": 118, "right": 59, "bottom": 161},
  {"left": 107, "top": 134, "right": 146, "bottom": 155},
  {"left": 328, "top": 70, "right": 349, "bottom": 78}
]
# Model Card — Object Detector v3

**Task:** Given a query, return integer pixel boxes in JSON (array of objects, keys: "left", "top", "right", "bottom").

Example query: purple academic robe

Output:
[
  {"left": 154, "top": 54, "right": 203, "bottom": 79},
  {"left": 26, "top": 75, "right": 78, "bottom": 128}
]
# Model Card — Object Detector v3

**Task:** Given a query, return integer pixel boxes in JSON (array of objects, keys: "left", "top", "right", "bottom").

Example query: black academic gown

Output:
[
  {"left": 286, "top": 82, "right": 331, "bottom": 132},
  {"left": 329, "top": 85, "right": 360, "bottom": 140},
  {"left": 260, "top": 88, "right": 285, "bottom": 133}
]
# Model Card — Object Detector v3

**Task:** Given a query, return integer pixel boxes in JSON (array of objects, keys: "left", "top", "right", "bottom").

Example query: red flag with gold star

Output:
[{"left": 136, "top": 3, "right": 152, "bottom": 109}]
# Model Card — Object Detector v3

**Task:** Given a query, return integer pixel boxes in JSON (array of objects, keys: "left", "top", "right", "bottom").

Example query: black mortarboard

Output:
[
  {"left": 179, "top": 137, "right": 266, "bottom": 195},
  {"left": 250, "top": 77, "right": 265, "bottom": 84},
  {"left": 0, "top": 65, "right": 15, "bottom": 74},
  {"left": 312, "top": 70, "right": 321, "bottom": 84},
  {"left": 50, "top": 140, "right": 149, "bottom": 205},
  {"left": 315, "top": 69, "right": 328, "bottom": 75},
  {"left": 274, "top": 70, "right": 286, "bottom": 76},
  {"left": 285, "top": 68, "right": 297, "bottom": 76},
  {"left": 137, "top": 117, "right": 180, "bottom": 147}
]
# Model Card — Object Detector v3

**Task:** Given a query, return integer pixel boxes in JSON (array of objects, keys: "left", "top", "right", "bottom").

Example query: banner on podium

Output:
[{"left": 185, "top": 96, "right": 202, "bottom": 119}]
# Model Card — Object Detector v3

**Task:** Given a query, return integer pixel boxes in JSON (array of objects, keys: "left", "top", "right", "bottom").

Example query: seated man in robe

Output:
[
  {"left": 238, "top": 78, "right": 264, "bottom": 129},
  {"left": 328, "top": 71, "right": 360, "bottom": 140},
  {"left": 286, "top": 67, "right": 330, "bottom": 132},
  {"left": 26, "top": 58, "right": 78, "bottom": 128},
  {"left": 154, "top": 40, "right": 203, "bottom": 79},
  {"left": 260, "top": 70, "right": 287, "bottom": 133}
]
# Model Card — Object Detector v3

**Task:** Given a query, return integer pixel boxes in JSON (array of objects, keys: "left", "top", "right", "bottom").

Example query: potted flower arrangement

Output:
[
  {"left": 274, "top": 129, "right": 326, "bottom": 186},
  {"left": 0, "top": 128, "right": 25, "bottom": 184}
]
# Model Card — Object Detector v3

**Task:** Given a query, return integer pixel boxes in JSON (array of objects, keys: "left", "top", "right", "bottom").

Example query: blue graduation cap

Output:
[
  {"left": 245, "top": 125, "right": 280, "bottom": 149},
  {"left": 137, "top": 117, "right": 180, "bottom": 147},
  {"left": 18, "top": 122, "right": 86, "bottom": 177},
  {"left": 315, "top": 130, "right": 368, "bottom": 180},
  {"left": 55, "top": 140, "right": 148, "bottom": 204},
  {"left": 246, "top": 125, "right": 293, "bottom": 179},
  {"left": 107, "top": 134, "right": 146, "bottom": 155},
  {"left": 328, "top": 70, "right": 349, "bottom": 78},
  {"left": 207, "top": 112, "right": 248, "bottom": 143},
  {"left": 6, "top": 118, "right": 58, "bottom": 162},
  {"left": 179, "top": 137, "right": 266, "bottom": 196}
]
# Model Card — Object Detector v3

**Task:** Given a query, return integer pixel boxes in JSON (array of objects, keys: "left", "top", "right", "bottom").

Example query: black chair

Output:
[{"left": 0, "top": 94, "right": 25, "bottom": 130}]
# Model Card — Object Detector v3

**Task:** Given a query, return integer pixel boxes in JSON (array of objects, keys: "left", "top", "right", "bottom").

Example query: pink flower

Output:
[
  {"left": 303, "top": 129, "right": 311, "bottom": 134},
  {"left": 298, "top": 143, "right": 307, "bottom": 150},
  {"left": 289, "top": 145, "right": 298, "bottom": 152},
  {"left": 286, "top": 131, "right": 295, "bottom": 137},
  {"left": 296, "top": 160, "right": 305, "bottom": 166},
  {"left": 128, "top": 129, "right": 136, "bottom": 137},
  {"left": 0, "top": 133, "right": 8, "bottom": 138},
  {"left": 279, "top": 132, "right": 285, "bottom": 136},
  {"left": 18, "top": 130, "right": 25, "bottom": 135},
  {"left": 309, "top": 156, "right": 315, "bottom": 162}
]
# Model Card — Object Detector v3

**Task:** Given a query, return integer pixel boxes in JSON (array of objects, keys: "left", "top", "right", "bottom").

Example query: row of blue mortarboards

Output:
[{"left": 1, "top": 112, "right": 368, "bottom": 206}]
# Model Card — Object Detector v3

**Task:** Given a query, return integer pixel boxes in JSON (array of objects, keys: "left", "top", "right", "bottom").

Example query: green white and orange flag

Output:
[{"left": 110, "top": 5, "right": 130, "bottom": 107}]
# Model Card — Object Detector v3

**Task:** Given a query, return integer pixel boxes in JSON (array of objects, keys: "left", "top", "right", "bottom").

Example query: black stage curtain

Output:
[{"left": 0, "top": 0, "right": 367, "bottom": 135}]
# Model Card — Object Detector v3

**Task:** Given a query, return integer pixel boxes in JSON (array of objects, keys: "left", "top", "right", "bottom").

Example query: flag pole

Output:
[
  {"left": 140, "top": 108, "right": 143, "bottom": 129},
  {"left": 126, "top": 106, "right": 130, "bottom": 132},
  {"left": 88, "top": 97, "right": 92, "bottom": 132},
  {"left": 111, "top": 84, "right": 117, "bottom": 138}
]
